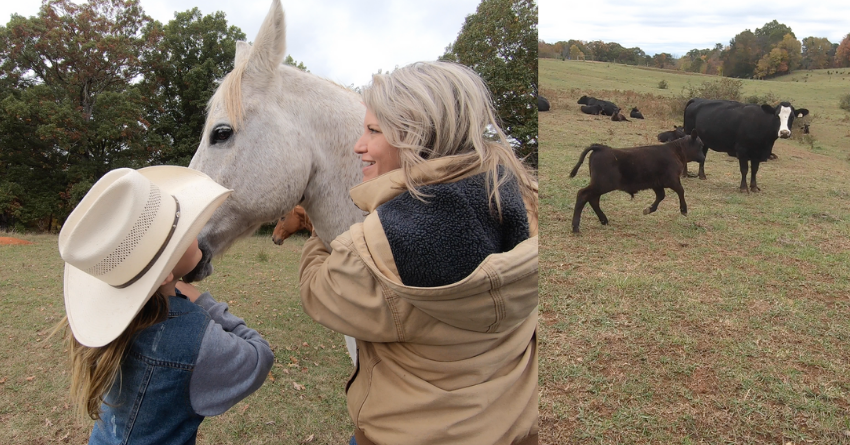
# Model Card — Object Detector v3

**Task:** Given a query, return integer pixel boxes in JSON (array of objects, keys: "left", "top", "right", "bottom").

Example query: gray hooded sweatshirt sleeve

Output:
[{"left": 189, "top": 292, "right": 274, "bottom": 416}]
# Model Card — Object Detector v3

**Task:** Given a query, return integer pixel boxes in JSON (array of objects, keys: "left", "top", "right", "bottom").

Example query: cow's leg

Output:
[
  {"left": 643, "top": 187, "right": 665, "bottom": 215},
  {"left": 749, "top": 160, "right": 760, "bottom": 192},
  {"left": 671, "top": 181, "right": 688, "bottom": 215},
  {"left": 572, "top": 188, "right": 590, "bottom": 233},
  {"left": 738, "top": 158, "right": 749, "bottom": 193},
  {"left": 698, "top": 146, "right": 709, "bottom": 180},
  {"left": 588, "top": 194, "right": 608, "bottom": 226}
]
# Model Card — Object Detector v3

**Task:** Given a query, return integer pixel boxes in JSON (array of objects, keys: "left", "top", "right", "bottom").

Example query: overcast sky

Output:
[
  {"left": 1, "top": 0, "right": 480, "bottom": 88},
  {"left": 540, "top": 0, "right": 850, "bottom": 57}
]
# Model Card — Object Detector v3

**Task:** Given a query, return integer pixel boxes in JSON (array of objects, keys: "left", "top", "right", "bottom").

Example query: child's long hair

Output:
[{"left": 54, "top": 291, "right": 169, "bottom": 421}]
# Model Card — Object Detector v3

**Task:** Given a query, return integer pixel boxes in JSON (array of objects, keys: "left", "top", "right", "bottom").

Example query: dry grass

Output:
[{"left": 540, "top": 61, "right": 850, "bottom": 444}]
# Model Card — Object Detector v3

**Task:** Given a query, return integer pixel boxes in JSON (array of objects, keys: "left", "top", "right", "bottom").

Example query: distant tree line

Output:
[
  {"left": 1, "top": 0, "right": 537, "bottom": 232},
  {"left": 540, "top": 20, "right": 850, "bottom": 79}
]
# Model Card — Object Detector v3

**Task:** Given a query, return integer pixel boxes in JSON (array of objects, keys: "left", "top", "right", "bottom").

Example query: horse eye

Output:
[{"left": 211, "top": 126, "right": 233, "bottom": 144}]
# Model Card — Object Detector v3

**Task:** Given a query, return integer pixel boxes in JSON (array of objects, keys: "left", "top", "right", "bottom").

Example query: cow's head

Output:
[{"left": 762, "top": 102, "right": 809, "bottom": 139}]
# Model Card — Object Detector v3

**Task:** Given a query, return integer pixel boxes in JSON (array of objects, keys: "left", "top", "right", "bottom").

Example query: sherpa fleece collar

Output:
[{"left": 349, "top": 156, "right": 487, "bottom": 213}]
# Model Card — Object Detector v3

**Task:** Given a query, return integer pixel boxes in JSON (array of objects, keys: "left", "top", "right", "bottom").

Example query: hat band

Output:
[{"left": 112, "top": 197, "right": 181, "bottom": 289}]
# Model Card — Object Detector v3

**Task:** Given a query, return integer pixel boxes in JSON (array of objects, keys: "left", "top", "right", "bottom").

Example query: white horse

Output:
[{"left": 187, "top": 0, "right": 365, "bottom": 361}]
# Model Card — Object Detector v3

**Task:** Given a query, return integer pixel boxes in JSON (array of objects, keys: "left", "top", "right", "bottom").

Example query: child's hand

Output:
[{"left": 175, "top": 281, "right": 202, "bottom": 303}]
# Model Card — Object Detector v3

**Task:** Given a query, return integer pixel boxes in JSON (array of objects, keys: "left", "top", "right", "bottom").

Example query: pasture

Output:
[
  {"left": 540, "top": 59, "right": 850, "bottom": 443},
  {"left": 0, "top": 232, "right": 353, "bottom": 444}
]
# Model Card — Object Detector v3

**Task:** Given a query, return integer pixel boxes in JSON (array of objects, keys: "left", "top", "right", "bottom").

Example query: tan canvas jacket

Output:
[{"left": 300, "top": 157, "right": 538, "bottom": 445}]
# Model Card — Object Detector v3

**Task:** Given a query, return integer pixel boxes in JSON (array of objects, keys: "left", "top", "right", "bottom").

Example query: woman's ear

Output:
[{"left": 160, "top": 272, "right": 175, "bottom": 287}]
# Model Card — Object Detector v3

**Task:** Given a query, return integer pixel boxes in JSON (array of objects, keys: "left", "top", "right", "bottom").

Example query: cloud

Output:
[
  {"left": 1, "top": 0, "right": 480, "bottom": 88},
  {"left": 540, "top": 0, "right": 850, "bottom": 57}
]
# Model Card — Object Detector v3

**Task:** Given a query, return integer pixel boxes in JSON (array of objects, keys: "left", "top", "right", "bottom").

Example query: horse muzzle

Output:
[{"left": 183, "top": 240, "right": 214, "bottom": 283}]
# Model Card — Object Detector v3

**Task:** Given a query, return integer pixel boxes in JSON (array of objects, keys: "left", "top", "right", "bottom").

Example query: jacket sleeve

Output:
[
  {"left": 299, "top": 232, "right": 403, "bottom": 343},
  {"left": 189, "top": 292, "right": 274, "bottom": 417}
]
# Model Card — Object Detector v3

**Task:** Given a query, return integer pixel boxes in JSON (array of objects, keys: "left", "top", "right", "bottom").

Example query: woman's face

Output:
[{"left": 354, "top": 108, "right": 401, "bottom": 182}]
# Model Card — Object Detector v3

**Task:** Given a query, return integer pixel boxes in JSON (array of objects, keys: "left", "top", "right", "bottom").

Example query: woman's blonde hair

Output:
[
  {"left": 361, "top": 61, "right": 537, "bottom": 219},
  {"left": 53, "top": 292, "right": 169, "bottom": 421}
]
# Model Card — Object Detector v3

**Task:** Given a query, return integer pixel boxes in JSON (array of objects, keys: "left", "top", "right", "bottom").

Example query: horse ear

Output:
[
  {"left": 235, "top": 41, "right": 251, "bottom": 66},
  {"left": 248, "top": 0, "right": 286, "bottom": 75}
]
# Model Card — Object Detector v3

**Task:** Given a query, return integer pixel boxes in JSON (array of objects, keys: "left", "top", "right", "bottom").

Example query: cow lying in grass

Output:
[
  {"left": 271, "top": 205, "right": 313, "bottom": 244},
  {"left": 657, "top": 126, "right": 685, "bottom": 143},
  {"left": 569, "top": 130, "right": 705, "bottom": 233}
]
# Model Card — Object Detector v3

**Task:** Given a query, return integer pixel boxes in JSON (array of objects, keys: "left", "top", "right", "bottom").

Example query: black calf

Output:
[{"left": 569, "top": 130, "right": 705, "bottom": 233}]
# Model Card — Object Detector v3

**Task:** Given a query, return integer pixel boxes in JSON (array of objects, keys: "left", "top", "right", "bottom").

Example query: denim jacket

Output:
[{"left": 89, "top": 295, "right": 210, "bottom": 445}]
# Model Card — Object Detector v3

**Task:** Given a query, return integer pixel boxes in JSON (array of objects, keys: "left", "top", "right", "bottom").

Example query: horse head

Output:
[{"left": 186, "top": 0, "right": 365, "bottom": 281}]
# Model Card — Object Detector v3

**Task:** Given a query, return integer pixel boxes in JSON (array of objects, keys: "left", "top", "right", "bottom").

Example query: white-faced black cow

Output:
[
  {"left": 657, "top": 126, "right": 686, "bottom": 143},
  {"left": 683, "top": 98, "right": 809, "bottom": 192},
  {"left": 578, "top": 95, "right": 619, "bottom": 116},
  {"left": 568, "top": 130, "right": 706, "bottom": 233},
  {"left": 630, "top": 107, "right": 644, "bottom": 119},
  {"left": 538, "top": 96, "right": 550, "bottom": 112}
]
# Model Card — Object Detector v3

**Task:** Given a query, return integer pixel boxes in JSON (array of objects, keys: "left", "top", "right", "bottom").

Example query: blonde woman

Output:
[
  {"left": 300, "top": 61, "right": 538, "bottom": 445},
  {"left": 56, "top": 166, "right": 274, "bottom": 444}
]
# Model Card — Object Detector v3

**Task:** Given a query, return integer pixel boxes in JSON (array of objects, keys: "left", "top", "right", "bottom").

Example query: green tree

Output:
[
  {"left": 801, "top": 36, "right": 832, "bottom": 69},
  {"left": 440, "top": 0, "right": 537, "bottom": 168},
  {"left": 754, "top": 20, "right": 795, "bottom": 54},
  {"left": 138, "top": 8, "right": 245, "bottom": 166},
  {"left": 724, "top": 29, "right": 760, "bottom": 78},
  {"left": 284, "top": 54, "right": 308, "bottom": 72},
  {"left": 0, "top": 0, "right": 155, "bottom": 230}
]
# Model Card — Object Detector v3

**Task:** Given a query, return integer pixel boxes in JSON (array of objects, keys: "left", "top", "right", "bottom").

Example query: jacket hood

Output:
[{"left": 351, "top": 156, "right": 538, "bottom": 334}]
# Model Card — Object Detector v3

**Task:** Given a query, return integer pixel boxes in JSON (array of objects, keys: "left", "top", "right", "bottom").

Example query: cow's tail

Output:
[{"left": 569, "top": 145, "right": 605, "bottom": 178}]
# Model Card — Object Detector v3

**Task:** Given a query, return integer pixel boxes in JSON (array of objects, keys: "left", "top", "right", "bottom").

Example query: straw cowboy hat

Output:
[{"left": 58, "top": 166, "right": 231, "bottom": 347}]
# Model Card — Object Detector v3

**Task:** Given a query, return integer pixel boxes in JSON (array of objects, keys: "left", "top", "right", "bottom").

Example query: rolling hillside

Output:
[{"left": 538, "top": 60, "right": 850, "bottom": 444}]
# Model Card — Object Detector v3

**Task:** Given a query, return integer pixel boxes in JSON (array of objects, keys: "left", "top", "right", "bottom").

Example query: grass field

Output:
[
  {"left": 540, "top": 59, "right": 850, "bottom": 444},
  {"left": 0, "top": 232, "right": 353, "bottom": 444}
]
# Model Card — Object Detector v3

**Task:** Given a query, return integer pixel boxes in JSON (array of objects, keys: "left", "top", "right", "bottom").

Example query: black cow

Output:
[
  {"left": 630, "top": 107, "right": 644, "bottom": 119},
  {"left": 568, "top": 130, "right": 705, "bottom": 233},
  {"left": 580, "top": 104, "right": 602, "bottom": 115},
  {"left": 657, "top": 126, "right": 686, "bottom": 143},
  {"left": 578, "top": 95, "right": 619, "bottom": 116},
  {"left": 683, "top": 98, "right": 809, "bottom": 192},
  {"left": 538, "top": 96, "right": 550, "bottom": 112}
]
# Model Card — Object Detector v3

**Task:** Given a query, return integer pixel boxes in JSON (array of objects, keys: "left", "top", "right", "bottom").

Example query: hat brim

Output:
[{"left": 64, "top": 166, "right": 231, "bottom": 347}]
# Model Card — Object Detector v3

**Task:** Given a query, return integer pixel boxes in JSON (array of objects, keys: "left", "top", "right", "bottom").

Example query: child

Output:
[{"left": 56, "top": 166, "right": 274, "bottom": 444}]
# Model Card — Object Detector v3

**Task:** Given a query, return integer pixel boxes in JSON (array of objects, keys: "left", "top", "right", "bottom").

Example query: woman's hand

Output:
[{"left": 175, "top": 281, "right": 202, "bottom": 303}]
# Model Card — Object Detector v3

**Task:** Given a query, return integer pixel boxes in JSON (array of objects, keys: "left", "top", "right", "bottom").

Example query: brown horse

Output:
[{"left": 271, "top": 205, "right": 312, "bottom": 244}]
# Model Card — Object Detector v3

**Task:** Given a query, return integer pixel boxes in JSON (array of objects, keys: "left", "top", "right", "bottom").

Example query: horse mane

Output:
[{"left": 207, "top": 58, "right": 249, "bottom": 132}]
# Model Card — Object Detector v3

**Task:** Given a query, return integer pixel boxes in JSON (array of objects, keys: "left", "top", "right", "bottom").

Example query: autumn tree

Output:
[
  {"left": 835, "top": 33, "right": 850, "bottom": 68},
  {"left": 753, "top": 33, "right": 801, "bottom": 78},
  {"left": 569, "top": 44, "right": 584, "bottom": 60},
  {"left": 0, "top": 0, "right": 156, "bottom": 230},
  {"left": 440, "top": 0, "right": 538, "bottom": 168},
  {"left": 138, "top": 8, "right": 245, "bottom": 166}
]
